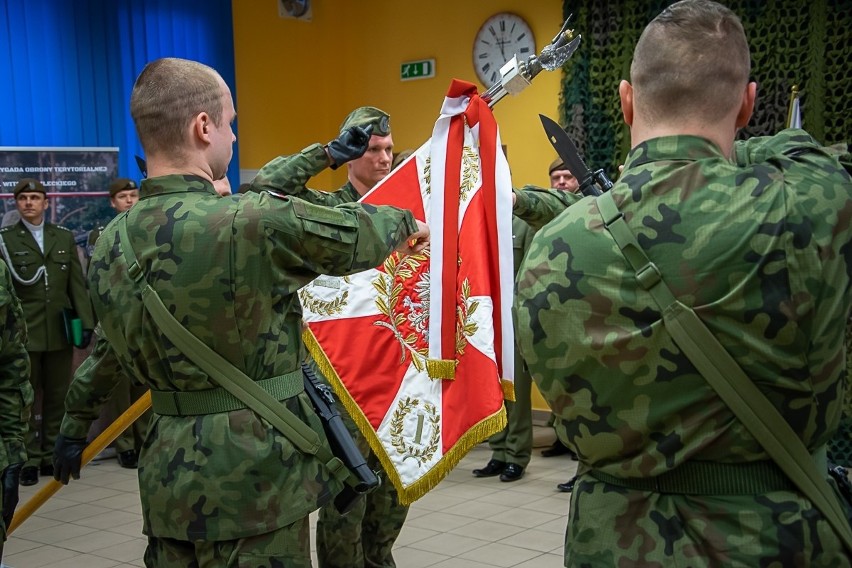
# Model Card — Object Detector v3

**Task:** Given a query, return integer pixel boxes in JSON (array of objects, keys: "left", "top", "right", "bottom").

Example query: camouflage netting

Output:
[
  {"left": 829, "top": 318, "right": 852, "bottom": 466},
  {"left": 558, "top": 0, "right": 852, "bottom": 178}
]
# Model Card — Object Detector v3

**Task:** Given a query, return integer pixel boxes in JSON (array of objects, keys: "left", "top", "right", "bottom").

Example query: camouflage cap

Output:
[
  {"left": 13, "top": 178, "right": 46, "bottom": 196},
  {"left": 339, "top": 106, "right": 391, "bottom": 136},
  {"left": 548, "top": 158, "right": 567, "bottom": 175},
  {"left": 109, "top": 178, "right": 138, "bottom": 197}
]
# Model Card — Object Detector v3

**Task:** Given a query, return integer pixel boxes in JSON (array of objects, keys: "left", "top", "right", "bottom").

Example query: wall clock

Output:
[{"left": 472, "top": 12, "right": 536, "bottom": 86}]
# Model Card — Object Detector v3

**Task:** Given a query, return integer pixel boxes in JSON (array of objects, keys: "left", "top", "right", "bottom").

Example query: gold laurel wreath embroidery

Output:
[
  {"left": 373, "top": 251, "right": 430, "bottom": 371},
  {"left": 423, "top": 156, "right": 431, "bottom": 195},
  {"left": 299, "top": 289, "right": 349, "bottom": 316},
  {"left": 455, "top": 278, "right": 479, "bottom": 354},
  {"left": 459, "top": 146, "right": 479, "bottom": 202},
  {"left": 389, "top": 397, "right": 441, "bottom": 466}
]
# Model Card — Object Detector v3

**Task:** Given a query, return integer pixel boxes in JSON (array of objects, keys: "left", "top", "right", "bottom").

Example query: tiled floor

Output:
[{"left": 4, "top": 426, "right": 577, "bottom": 567}]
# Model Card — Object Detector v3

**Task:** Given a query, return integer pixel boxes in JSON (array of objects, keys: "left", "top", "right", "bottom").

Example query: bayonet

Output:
[{"left": 539, "top": 114, "right": 613, "bottom": 197}]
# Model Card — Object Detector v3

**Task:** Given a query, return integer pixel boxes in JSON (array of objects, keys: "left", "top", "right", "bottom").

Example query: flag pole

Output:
[
  {"left": 787, "top": 84, "right": 800, "bottom": 129},
  {"left": 481, "top": 18, "right": 581, "bottom": 108},
  {"left": 8, "top": 390, "right": 152, "bottom": 535}
]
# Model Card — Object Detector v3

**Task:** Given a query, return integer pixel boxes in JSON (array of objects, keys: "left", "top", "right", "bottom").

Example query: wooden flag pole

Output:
[{"left": 8, "top": 390, "right": 151, "bottom": 535}]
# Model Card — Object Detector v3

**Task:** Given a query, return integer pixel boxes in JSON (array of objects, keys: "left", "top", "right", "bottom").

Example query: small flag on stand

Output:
[{"left": 787, "top": 84, "right": 802, "bottom": 129}]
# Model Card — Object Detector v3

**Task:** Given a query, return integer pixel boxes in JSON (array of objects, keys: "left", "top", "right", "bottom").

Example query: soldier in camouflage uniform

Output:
[
  {"left": 514, "top": 1, "right": 852, "bottom": 565},
  {"left": 52, "top": 58, "right": 428, "bottom": 568},
  {"left": 0, "top": 260, "right": 34, "bottom": 563},
  {"left": 86, "top": 178, "right": 148, "bottom": 469},
  {"left": 251, "top": 106, "right": 409, "bottom": 568}
]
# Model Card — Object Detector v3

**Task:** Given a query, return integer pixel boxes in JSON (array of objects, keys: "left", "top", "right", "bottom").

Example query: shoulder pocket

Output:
[{"left": 291, "top": 199, "right": 357, "bottom": 244}]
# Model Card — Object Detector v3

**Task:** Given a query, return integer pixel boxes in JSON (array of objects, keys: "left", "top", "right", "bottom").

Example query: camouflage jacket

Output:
[
  {"left": 0, "top": 260, "right": 32, "bottom": 471},
  {"left": 60, "top": 174, "right": 417, "bottom": 541},
  {"left": 251, "top": 143, "right": 361, "bottom": 206},
  {"left": 515, "top": 129, "right": 852, "bottom": 565}
]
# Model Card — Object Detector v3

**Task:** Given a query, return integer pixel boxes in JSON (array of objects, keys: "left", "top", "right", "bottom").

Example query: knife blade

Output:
[{"left": 539, "top": 114, "right": 600, "bottom": 197}]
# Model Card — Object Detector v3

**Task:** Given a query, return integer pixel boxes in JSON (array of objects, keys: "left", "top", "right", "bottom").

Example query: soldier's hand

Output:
[
  {"left": 396, "top": 220, "right": 430, "bottom": 255},
  {"left": 53, "top": 435, "right": 87, "bottom": 485},
  {"left": 0, "top": 462, "right": 22, "bottom": 528},
  {"left": 326, "top": 125, "right": 373, "bottom": 170}
]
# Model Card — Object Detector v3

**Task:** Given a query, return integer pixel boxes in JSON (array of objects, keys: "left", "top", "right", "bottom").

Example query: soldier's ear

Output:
[{"left": 619, "top": 80, "right": 633, "bottom": 126}]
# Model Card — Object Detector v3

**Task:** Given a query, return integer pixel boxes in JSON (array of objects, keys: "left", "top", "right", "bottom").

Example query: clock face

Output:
[{"left": 473, "top": 13, "right": 536, "bottom": 86}]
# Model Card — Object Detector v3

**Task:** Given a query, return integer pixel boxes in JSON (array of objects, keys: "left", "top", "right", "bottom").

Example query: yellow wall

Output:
[
  {"left": 232, "top": 0, "right": 565, "bottom": 190},
  {"left": 231, "top": 0, "right": 560, "bottom": 410}
]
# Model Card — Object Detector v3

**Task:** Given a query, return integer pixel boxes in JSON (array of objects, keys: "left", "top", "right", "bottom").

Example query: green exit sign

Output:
[{"left": 401, "top": 59, "right": 436, "bottom": 81}]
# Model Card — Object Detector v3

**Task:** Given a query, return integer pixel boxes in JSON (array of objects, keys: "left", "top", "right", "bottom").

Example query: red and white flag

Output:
[{"left": 301, "top": 80, "right": 514, "bottom": 504}]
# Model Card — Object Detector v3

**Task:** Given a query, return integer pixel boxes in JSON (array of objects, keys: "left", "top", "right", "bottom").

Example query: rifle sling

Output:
[{"left": 595, "top": 190, "right": 852, "bottom": 553}]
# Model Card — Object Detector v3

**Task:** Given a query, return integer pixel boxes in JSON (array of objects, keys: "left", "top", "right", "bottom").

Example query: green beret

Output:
[
  {"left": 13, "top": 178, "right": 46, "bottom": 196},
  {"left": 339, "top": 106, "right": 391, "bottom": 137},
  {"left": 109, "top": 178, "right": 138, "bottom": 197},
  {"left": 548, "top": 158, "right": 567, "bottom": 175}
]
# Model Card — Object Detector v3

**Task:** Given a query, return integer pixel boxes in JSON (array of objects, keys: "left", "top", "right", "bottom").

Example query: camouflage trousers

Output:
[
  {"left": 144, "top": 516, "right": 310, "bottom": 568},
  {"left": 565, "top": 474, "right": 850, "bottom": 567},
  {"left": 315, "top": 415, "right": 409, "bottom": 568}
]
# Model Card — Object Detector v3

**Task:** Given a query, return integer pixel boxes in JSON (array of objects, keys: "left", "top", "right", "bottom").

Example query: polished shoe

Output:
[
  {"left": 472, "top": 459, "right": 506, "bottom": 478},
  {"left": 541, "top": 439, "right": 573, "bottom": 458},
  {"left": 117, "top": 449, "right": 139, "bottom": 469},
  {"left": 557, "top": 477, "right": 577, "bottom": 493},
  {"left": 499, "top": 463, "right": 525, "bottom": 482},
  {"left": 39, "top": 463, "right": 54, "bottom": 477},
  {"left": 20, "top": 466, "right": 38, "bottom": 486}
]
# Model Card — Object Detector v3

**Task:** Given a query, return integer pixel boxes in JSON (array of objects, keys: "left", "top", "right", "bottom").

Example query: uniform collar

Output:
[
  {"left": 623, "top": 135, "right": 728, "bottom": 172},
  {"left": 139, "top": 174, "right": 218, "bottom": 198}
]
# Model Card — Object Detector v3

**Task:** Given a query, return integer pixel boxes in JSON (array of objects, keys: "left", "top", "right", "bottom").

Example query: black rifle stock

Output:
[{"left": 301, "top": 362, "right": 380, "bottom": 515}]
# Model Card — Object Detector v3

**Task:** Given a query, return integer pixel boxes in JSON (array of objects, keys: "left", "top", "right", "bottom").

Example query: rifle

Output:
[{"left": 302, "top": 362, "right": 380, "bottom": 515}]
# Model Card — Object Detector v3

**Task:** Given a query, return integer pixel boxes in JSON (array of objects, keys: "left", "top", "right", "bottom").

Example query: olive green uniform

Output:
[
  {"left": 0, "top": 221, "right": 93, "bottom": 470},
  {"left": 253, "top": 144, "right": 410, "bottom": 568},
  {"left": 485, "top": 216, "right": 535, "bottom": 468},
  {"left": 61, "top": 174, "right": 418, "bottom": 566}
]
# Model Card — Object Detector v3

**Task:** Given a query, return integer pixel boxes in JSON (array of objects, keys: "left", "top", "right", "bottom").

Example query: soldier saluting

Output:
[{"left": 52, "top": 57, "right": 428, "bottom": 566}]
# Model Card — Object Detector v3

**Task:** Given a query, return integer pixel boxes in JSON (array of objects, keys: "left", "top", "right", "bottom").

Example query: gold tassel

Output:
[
  {"left": 501, "top": 378, "right": 516, "bottom": 402},
  {"left": 426, "top": 358, "right": 457, "bottom": 379}
]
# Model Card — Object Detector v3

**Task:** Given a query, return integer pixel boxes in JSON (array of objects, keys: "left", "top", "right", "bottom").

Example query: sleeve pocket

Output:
[{"left": 292, "top": 199, "right": 358, "bottom": 245}]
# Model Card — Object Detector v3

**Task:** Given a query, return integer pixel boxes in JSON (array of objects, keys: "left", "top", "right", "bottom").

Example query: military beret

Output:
[
  {"left": 339, "top": 106, "right": 391, "bottom": 137},
  {"left": 548, "top": 158, "right": 567, "bottom": 175},
  {"left": 109, "top": 178, "right": 138, "bottom": 197},
  {"left": 13, "top": 178, "right": 46, "bottom": 196}
]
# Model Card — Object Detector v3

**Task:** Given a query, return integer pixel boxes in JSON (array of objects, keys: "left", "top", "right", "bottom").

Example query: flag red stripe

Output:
[
  {"left": 467, "top": 98, "right": 504, "bottom": 377},
  {"left": 440, "top": 116, "right": 464, "bottom": 359}
]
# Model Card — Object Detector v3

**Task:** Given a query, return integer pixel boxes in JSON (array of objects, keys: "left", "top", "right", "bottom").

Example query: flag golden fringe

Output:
[
  {"left": 426, "top": 358, "right": 457, "bottom": 379},
  {"left": 303, "top": 328, "right": 507, "bottom": 505},
  {"left": 501, "top": 378, "right": 516, "bottom": 402}
]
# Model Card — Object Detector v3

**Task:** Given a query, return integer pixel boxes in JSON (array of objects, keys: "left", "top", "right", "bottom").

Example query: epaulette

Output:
[
  {"left": 0, "top": 226, "right": 13, "bottom": 233},
  {"left": 53, "top": 224, "right": 73, "bottom": 233}
]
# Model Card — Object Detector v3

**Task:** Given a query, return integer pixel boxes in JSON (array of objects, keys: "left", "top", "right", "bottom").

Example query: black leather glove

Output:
[
  {"left": 326, "top": 125, "right": 373, "bottom": 170},
  {"left": 1, "top": 462, "right": 22, "bottom": 528},
  {"left": 80, "top": 329, "right": 93, "bottom": 349},
  {"left": 53, "top": 435, "right": 87, "bottom": 485}
]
